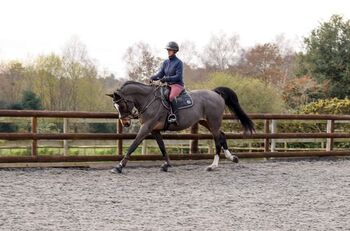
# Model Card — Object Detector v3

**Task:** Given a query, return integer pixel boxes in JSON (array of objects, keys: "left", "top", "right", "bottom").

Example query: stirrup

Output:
[{"left": 168, "top": 113, "right": 177, "bottom": 123}]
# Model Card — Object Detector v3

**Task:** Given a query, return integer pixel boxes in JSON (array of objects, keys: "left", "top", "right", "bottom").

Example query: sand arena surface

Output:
[{"left": 0, "top": 159, "right": 350, "bottom": 230}]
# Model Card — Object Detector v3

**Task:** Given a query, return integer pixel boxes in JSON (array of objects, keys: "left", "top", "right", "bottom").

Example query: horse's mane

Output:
[{"left": 120, "top": 81, "right": 149, "bottom": 90}]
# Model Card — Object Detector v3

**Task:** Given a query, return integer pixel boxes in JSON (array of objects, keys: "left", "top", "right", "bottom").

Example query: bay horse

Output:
[{"left": 106, "top": 81, "right": 254, "bottom": 173}]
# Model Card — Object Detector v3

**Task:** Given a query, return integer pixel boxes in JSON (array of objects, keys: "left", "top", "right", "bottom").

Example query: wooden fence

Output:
[{"left": 0, "top": 109, "right": 350, "bottom": 163}]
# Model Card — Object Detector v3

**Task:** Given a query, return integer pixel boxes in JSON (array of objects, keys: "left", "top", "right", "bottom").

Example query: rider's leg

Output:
[
  {"left": 168, "top": 84, "right": 184, "bottom": 101},
  {"left": 168, "top": 84, "right": 184, "bottom": 124},
  {"left": 168, "top": 101, "right": 178, "bottom": 125}
]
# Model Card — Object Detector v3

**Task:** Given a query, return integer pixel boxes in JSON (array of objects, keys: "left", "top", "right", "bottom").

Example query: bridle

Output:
[
  {"left": 114, "top": 84, "right": 162, "bottom": 119},
  {"left": 114, "top": 97, "right": 139, "bottom": 119}
]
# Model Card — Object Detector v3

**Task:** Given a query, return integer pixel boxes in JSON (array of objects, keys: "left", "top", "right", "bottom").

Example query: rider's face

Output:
[{"left": 167, "top": 49, "right": 175, "bottom": 57}]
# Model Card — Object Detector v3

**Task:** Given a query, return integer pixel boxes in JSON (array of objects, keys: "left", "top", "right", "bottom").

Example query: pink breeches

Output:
[{"left": 169, "top": 84, "right": 184, "bottom": 102}]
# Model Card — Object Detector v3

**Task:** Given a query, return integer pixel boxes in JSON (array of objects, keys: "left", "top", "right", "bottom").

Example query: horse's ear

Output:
[
  {"left": 113, "top": 92, "right": 121, "bottom": 99},
  {"left": 105, "top": 93, "right": 114, "bottom": 98}
]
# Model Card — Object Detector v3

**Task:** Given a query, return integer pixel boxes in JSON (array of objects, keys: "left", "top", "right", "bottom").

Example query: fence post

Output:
[
  {"left": 63, "top": 118, "right": 69, "bottom": 156},
  {"left": 142, "top": 140, "right": 147, "bottom": 155},
  {"left": 117, "top": 120, "right": 123, "bottom": 156},
  {"left": 271, "top": 120, "right": 277, "bottom": 152},
  {"left": 264, "top": 119, "right": 270, "bottom": 152},
  {"left": 326, "top": 120, "right": 335, "bottom": 151},
  {"left": 190, "top": 123, "right": 199, "bottom": 154},
  {"left": 31, "top": 116, "right": 37, "bottom": 156}
]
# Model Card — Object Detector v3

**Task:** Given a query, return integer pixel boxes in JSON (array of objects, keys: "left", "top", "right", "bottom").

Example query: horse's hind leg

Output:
[
  {"left": 201, "top": 120, "right": 238, "bottom": 171},
  {"left": 152, "top": 131, "right": 171, "bottom": 172},
  {"left": 220, "top": 131, "right": 239, "bottom": 163},
  {"left": 206, "top": 132, "right": 221, "bottom": 171},
  {"left": 201, "top": 119, "right": 222, "bottom": 171}
]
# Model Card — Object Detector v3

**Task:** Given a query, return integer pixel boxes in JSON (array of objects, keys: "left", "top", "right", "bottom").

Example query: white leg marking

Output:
[
  {"left": 207, "top": 154, "right": 219, "bottom": 171},
  {"left": 224, "top": 149, "right": 233, "bottom": 161},
  {"left": 224, "top": 149, "right": 239, "bottom": 163},
  {"left": 212, "top": 154, "right": 219, "bottom": 166}
]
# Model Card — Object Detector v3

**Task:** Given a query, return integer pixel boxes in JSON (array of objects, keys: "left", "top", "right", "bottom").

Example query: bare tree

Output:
[
  {"left": 274, "top": 34, "right": 298, "bottom": 84},
  {"left": 61, "top": 36, "right": 97, "bottom": 111},
  {"left": 177, "top": 40, "right": 201, "bottom": 68},
  {"left": 123, "top": 42, "right": 161, "bottom": 82},
  {"left": 0, "top": 62, "right": 26, "bottom": 104},
  {"left": 202, "top": 32, "right": 241, "bottom": 71}
]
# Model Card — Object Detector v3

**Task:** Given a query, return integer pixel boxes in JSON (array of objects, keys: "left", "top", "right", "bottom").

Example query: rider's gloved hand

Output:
[{"left": 160, "top": 77, "right": 167, "bottom": 83}]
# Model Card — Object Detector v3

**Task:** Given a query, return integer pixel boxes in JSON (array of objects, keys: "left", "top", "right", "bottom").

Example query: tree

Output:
[
  {"left": 237, "top": 43, "right": 286, "bottom": 86},
  {"left": 274, "top": 34, "right": 299, "bottom": 82},
  {"left": 33, "top": 54, "right": 63, "bottom": 110},
  {"left": 21, "top": 90, "right": 43, "bottom": 110},
  {"left": 178, "top": 40, "right": 201, "bottom": 68},
  {"left": 202, "top": 32, "right": 241, "bottom": 71},
  {"left": 282, "top": 75, "right": 329, "bottom": 109},
  {"left": 62, "top": 36, "right": 98, "bottom": 110},
  {"left": 298, "top": 15, "right": 350, "bottom": 98},
  {"left": 0, "top": 61, "right": 26, "bottom": 103},
  {"left": 124, "top": 42, "right": 161, "bottom": 82}
]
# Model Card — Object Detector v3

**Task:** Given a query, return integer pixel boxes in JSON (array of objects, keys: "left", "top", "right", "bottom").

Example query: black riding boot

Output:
[{"left": 168, "top": 101, "right": 179, "bottom": 126}]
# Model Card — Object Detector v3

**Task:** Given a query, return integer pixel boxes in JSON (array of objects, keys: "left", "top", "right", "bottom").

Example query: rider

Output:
[{"left": 150, "top": 41, "right": 184, "bottom": 125}]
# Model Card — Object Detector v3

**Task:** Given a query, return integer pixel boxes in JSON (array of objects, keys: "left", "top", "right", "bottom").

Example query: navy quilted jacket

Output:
[{"left": 151, "top": 55, "right": 184, "bottom": 86}]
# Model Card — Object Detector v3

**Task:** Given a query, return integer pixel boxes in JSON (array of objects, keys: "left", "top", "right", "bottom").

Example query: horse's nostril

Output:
[{"left": 121, "top": 119, "right": 131, "bottom": 127}]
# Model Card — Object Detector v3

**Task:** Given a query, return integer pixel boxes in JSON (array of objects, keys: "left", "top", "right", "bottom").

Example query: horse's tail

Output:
[{"left": 213, "top": 87, "right": 255, "bottom": 134}]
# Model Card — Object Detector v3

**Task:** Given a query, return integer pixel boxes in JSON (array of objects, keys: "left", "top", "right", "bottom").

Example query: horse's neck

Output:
[
  {"left": 123, "top": 84, "right": 154, "bottom": 108},
  {"left": 123, "top": 84, "right": 153, "bottom": 96}
]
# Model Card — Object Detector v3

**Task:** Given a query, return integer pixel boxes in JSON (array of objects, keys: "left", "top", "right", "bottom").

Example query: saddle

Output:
[{"left": 160, "top": 86, "right": 194, "bottom": 110}]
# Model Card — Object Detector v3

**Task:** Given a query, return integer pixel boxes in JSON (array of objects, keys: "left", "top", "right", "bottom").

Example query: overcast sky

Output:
[{"left": 1, "top": 0, "right": 349, "bottom": 77}]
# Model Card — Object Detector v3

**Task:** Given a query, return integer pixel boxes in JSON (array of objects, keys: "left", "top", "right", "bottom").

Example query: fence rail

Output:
[{"left": 0, "top": 109, "right": 350, "bottom": 163}]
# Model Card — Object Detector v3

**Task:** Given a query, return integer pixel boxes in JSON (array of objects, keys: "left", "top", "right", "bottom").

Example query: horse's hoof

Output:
[
  {"left": 160, "top": 163, "right": 170, "bottom": 172},
  {"left": 110, "top": 165, "right": 123, "bottom": 174},
  {"left": 206, "top": 166, "right": 214, "bottom": 171},
  {"left": 232, "top": 156, "right": 239, "bottom": 163}
]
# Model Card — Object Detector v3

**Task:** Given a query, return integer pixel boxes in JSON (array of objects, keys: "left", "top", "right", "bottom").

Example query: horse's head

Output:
[
  {"left": 106, "top": 91, "right": 136, "bottom": 127},
  {"left": 107, "top": 81, "right": 156, "bottom": 127}
]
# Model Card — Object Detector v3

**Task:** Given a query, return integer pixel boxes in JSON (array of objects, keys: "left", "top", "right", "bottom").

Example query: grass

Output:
[{"left": 0, "top": 141, "right": 349, "bottom": 157}]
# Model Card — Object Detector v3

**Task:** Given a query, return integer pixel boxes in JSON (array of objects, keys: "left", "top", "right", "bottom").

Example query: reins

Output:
[
  {"left": 138, "top": 85, "right": 161, "bottom": 116},
  {"left": 117, "top": 84, "right": 162, "bottom": 119}
]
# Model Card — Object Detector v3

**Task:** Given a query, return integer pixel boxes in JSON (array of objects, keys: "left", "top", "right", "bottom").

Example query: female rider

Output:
[{"left": 150, "top": 41, "right": 184, "bottom": 125}]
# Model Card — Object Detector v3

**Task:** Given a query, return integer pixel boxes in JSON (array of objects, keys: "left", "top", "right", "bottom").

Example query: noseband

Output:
[{"left": 114, "top": 97, "right": 139, "bottom": 119}]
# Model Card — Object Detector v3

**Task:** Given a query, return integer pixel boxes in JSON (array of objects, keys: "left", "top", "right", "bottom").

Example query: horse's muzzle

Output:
[{"left": 120, "top": 118, "right": 131, "bottom": 127}]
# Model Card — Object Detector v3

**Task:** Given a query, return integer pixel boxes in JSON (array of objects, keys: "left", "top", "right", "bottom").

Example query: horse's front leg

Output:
[
  {"left": 151, "top": 131, "right": 171, "bottom": 172},
  {"left": 111, "top": 124, "right": 153, "bottom": 174}
]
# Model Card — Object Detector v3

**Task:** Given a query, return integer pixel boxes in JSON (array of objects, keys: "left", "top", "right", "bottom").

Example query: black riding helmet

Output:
[{"left": 165, "top": 41, "right": 179, "bottom": 52}]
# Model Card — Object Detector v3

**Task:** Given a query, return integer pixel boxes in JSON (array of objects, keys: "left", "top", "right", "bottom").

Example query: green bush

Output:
[
  {"left": 0, "top": 123, "right": 19, "bottom": 132},
  {"left": 88, "top": 123, "right": 116, "bottom": 133},
  {"left": 191, "top": 72, "right": 285, "bottom": 113},
  {"left": 299, "top": 98, "right": 350, "bottom": 115}
]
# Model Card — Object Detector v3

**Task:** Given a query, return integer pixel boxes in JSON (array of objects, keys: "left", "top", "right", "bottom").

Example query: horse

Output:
[{"left": 106, "top": 81, "right": 255, "bottom": 173}]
